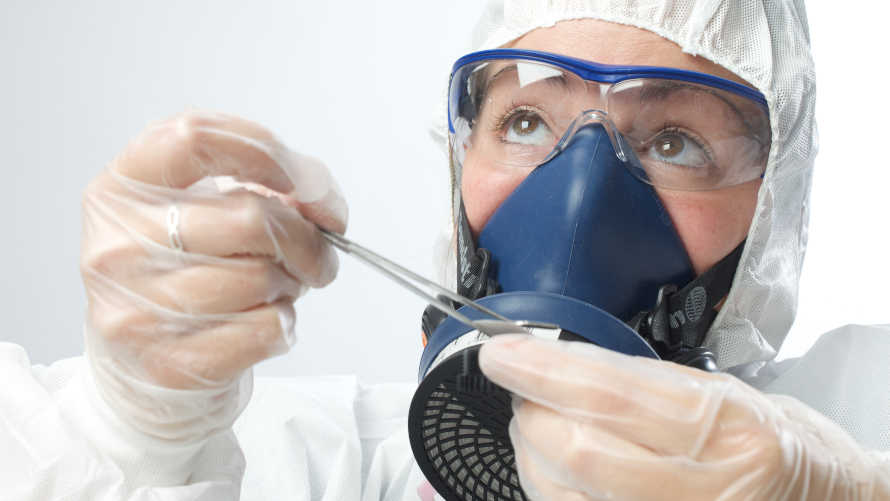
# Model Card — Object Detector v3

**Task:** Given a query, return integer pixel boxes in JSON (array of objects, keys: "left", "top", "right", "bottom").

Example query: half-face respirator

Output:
[{"left": 408, "top": 49, "right": 769, "bottom": 501}]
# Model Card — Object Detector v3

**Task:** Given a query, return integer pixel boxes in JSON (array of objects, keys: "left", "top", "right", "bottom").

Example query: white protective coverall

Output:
[{"left": 3, "top": 0, "right": 890, "bottom": 500}]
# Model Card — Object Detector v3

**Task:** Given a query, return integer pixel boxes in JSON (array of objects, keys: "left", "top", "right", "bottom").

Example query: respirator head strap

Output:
[
  {"left": 456, "top": 199, "right": 499, "bottom": 301},
  {"left": 633, "top": 239, "right": 746, "bottom": 354},
  {"left": 419, "top": 201, "right": 502, "bottom": 347}
]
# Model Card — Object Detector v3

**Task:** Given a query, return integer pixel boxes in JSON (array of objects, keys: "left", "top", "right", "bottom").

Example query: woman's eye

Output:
[
  {"left": 513, "top": 116, "right": 540, "bottom": 135},
  {"left": 505, "top": 113, "right": 553, "bottom": 146},
  {"left": 654, "top": 134, "right": 684, "bottom": 157},
  {"left": 645, "top": 132, "right": 709, "bottom": 167}
]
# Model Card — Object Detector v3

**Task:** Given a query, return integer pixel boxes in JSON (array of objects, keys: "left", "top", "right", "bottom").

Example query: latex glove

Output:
[
  {"left": 479, "top": 335, "right": 890, "bottom": 501},
  {"left": 80, "top": 108, "right": 346, "bottom": 444}
]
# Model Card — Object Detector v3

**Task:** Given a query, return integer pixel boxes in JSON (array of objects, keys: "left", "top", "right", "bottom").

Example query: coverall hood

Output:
[{"left": 428, "top": 0, "right": 818, "bottom": 370}]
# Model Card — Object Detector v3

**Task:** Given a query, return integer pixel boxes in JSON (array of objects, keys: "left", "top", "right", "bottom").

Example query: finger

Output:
[
  {"left": 241, "top": 181, "right": 348, "bottom": 234},
  {"left": 479, "top": 335, "right": 740, "bottom": 455},
  {"left": 512, "top": 400, "right": 743, "bottom": 501},
  {"left": 115, "top": 109, "right": 293, "bottom": 191},
  {"left": 511, "top": 418, "right": 593, "bottom": 501},
  {"left": 120, "top": 256, "right": 306, "bottom": 315},
  {"left": 91, "top": 295, "right": 297, "bottom": 389},
  {"left": 161, "top": 298, "right": 298, "bottom": 383},
  {"left": 111, "top": 108, "right": 346, "bottom": 232},
  {"left": 179, "top": 191, "right": 340, "bottom": 287},
  {"left": 84, "top": 186, "right": 338, "bottom": 288}
]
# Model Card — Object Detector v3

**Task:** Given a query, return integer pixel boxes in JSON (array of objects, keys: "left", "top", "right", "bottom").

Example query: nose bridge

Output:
[
  {"left": 583, "top": 79, "right": 611, "bottom": 111},
  {"left": 554, "top": 95, "right": 623, "bottom": 162},
  {"left": 549, "top": 79, "right": 620, "bottom": 158}
]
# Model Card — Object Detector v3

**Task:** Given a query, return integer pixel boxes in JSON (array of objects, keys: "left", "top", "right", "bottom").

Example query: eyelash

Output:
[
  {"left": 489, "top": 102, "right": 548, "bottom": 134},
  {"left": 653, "top": 124, "right": 716, "bottom": 163}
]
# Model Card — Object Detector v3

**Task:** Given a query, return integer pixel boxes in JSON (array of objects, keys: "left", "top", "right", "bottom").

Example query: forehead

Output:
[{"left": 507, "top": 19, "right": 754, "bottom": 89}]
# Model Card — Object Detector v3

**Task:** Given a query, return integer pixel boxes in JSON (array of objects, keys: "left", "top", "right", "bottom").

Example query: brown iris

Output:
[
  {"left": 512, "top": 115, "right": 540, "bottom": 136},
  {"left": 655, "top": 134, "right": 685, "bottom": 157}
]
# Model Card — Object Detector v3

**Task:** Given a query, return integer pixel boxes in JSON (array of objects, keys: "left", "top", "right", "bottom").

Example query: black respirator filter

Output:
[{"left": 410, "top": 293, "right": 664, "bottom": 501}]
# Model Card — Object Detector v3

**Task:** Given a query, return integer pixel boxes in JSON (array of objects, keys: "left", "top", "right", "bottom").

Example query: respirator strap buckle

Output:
[
  {"left": 633, "top": 240, "right": 746, "bottom": 355},
  {"left": 629, "top": 284, "right": 683, "bottom": 352}
]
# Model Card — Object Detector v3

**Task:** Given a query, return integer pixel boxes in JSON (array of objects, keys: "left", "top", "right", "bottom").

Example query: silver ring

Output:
[{"left": 166, "top": 206, "right": 184, "bottom": 254}]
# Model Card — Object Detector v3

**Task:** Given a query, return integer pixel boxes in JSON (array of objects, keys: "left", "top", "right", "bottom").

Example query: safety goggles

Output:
[{"left": 448, "top": 49, "right": 771, "bottom": 191}]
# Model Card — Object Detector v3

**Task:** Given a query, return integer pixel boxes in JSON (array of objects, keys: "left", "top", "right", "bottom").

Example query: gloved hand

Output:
[
  {"left": 80, "top": 108, "right": 346, "bottom": 443},
  {"left": 479, "top": 335, "right": 890, "bottom": 501}
]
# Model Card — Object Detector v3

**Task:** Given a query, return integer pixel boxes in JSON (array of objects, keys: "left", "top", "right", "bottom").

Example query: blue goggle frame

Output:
[{"left": 447, "top": 49, "right": 768, "bottom": 135}]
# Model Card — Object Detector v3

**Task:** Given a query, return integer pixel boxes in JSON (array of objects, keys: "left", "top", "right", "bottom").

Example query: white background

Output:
[{"left": 1, "top": 0, "right": 886, "bottom": 384}]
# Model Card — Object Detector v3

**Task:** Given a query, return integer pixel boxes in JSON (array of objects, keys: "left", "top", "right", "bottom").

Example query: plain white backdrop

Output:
[{"left": 0, "top": 0, "right": 886, "bottom": 384}]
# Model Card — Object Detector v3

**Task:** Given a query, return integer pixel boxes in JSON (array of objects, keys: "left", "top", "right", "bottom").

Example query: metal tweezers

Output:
[{"left": 320, "top": 228, "right": 556, "bottom": 336}]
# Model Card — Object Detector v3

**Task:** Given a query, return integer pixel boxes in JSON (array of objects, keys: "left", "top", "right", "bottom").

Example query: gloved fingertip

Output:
[
  {"left": 308, "top": 240, "right": 340, "bottom": 289},
  {"left": 325, "top": 243, "right": 340, "bottom": 276},
  {"left": 479, "top": 334, "right": 535, "bottom": 374},
  {"left": 280, "top": 151, "right": 334, "bottom": 201},
  {"left": 317, "top": 214, "right": 347, "bottom": 235},
  {"left": 278, "top": 304, "right": 297, "bottom": 349},
  {"left": 297, "top": 200, "right": 347, "bottom": 235}
]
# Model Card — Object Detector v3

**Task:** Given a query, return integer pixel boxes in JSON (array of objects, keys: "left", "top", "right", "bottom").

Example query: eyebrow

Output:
[
  {"left": 473, "top": 63, "right": 570, "bottom": 111},
  {"left": 638, "top": 81, "right": 766, "bottom": 138}
]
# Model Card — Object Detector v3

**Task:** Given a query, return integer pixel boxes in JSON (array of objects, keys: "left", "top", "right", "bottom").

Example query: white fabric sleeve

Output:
[
  {"left": 0, "top": 342, "right": 245, "bottom": 499},
  {"left": 234, "top": 376, "right": 365, "bottom": 501},
  {"left": 234, "top": 376, "right": 424, "bottom": 501},
  {"left": 763, "top": 324, "right": 890, "bottom": 453}
]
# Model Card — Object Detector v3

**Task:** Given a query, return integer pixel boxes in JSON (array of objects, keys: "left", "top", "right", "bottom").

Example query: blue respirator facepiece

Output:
[
  {"left": 476, "top": 124, "right": 695, "bottom": 322},
  {"left": 408, "top": 125, "right": 746, "bottom": 501}
]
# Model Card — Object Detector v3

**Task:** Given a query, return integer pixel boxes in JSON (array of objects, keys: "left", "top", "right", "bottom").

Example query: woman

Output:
[{"left": 3, "top": 0, "right": 889, "bottom": 500}]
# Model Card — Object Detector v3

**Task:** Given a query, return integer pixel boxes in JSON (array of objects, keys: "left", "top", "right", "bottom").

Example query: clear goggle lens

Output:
[{"left": 449, "top": 59, "right": 771, "bottom": 191}]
